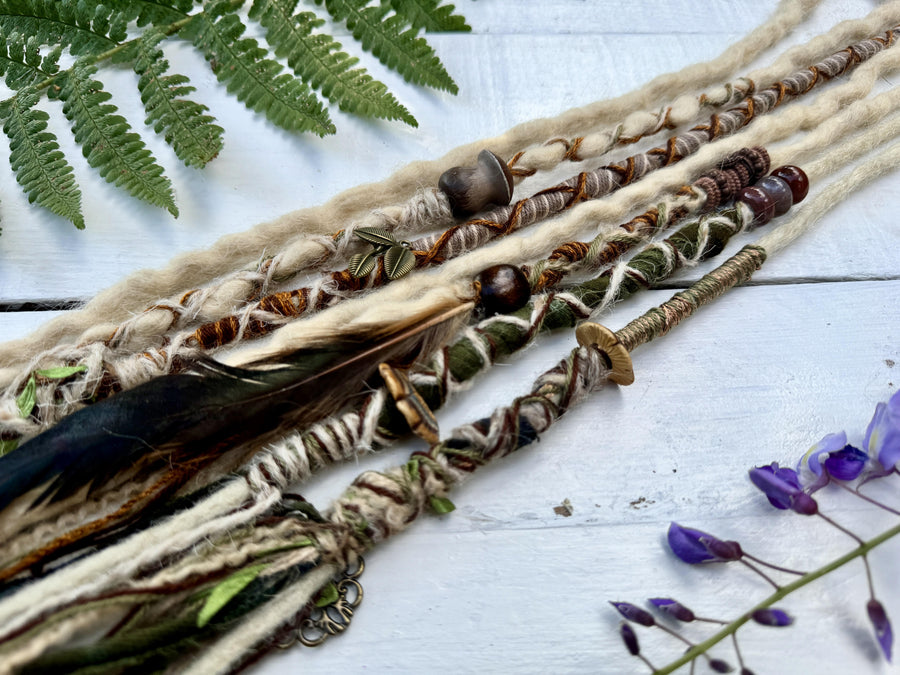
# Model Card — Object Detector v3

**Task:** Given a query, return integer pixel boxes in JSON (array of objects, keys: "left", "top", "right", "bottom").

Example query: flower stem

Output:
[
  {"left": 835, "top": 481, "right": 900, "bottom": 516},
  {"left": 742, "top": 552, "right": 806, "bottom": 576},
  {"left": 739, "top": 559, "right": 780, "bottom": 590},
  {"left": 654, "top": 520, "right": 900, "bottom": 675}
]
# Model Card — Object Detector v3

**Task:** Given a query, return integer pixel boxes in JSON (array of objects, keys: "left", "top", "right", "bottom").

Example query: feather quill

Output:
[{"left": 0, "top": 300, "right": 473, "bottom": 513}]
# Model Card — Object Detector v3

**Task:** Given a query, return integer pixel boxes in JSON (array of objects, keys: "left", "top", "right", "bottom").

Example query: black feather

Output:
[{"left": 0, "top": 301, "right": 472, "bottom": 512}]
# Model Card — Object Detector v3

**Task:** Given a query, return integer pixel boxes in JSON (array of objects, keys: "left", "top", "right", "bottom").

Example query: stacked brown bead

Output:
[
  {"left": 736, "top": 165, "right": 809, "bottom": 226},
  {"left": 693, "top": 146, "right": 771, "bottom": 211}
]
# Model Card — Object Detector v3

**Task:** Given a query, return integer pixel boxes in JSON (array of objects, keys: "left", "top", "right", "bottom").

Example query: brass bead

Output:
[
  {"left": 438, "top": 150, "right": 514, "bottom": 217},
  {"left": 575, "top": 322, "right": 634, "bottom": 385}
]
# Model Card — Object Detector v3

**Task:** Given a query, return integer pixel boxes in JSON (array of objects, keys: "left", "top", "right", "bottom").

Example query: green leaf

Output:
[
  {"left": 314, "top": 582, "right": 339, "bottom": 607},
  {"left": 429, "top": 495, "right": 455, "bottom": 514},
  {"left": 54, "top": 62, "right": 178, "bottom": 216},
  {"left": 381, "top": 0, "right": 471, "bottom": 33},
  {"left": 117, "top": 0, "right": 195, "bottom": 28},
  {"left": 35, "top": 364, "right": 87, "bottom": 378},
  {"left": 16, "top": 374, "right": 36, "bottom": 418},
  {"left": 250, "top": 0, "right": 416, "bottom": 126},
  {"left": 0, "top": 0, "right": 128, "bottom": 57},
  {"left": 0, "top": 30, "right": 61, "bottom": 90},
  {"left": 183, "top": 0, "right": 334, "bottom": 136},
  {"left": 318, "top": 0, "right": 458, "bottom": 93},
  {"left": 197, "top": 563, "right": 268, "bottom": 628},
  {"left": 0, "top": 88, "right": 84, "bottom": 228},
  {"left": 134, "top": 28, "right": 224, "bottom": 168},
  {"left": 0, "top": 439, "right": 18, "bottom": 456}
]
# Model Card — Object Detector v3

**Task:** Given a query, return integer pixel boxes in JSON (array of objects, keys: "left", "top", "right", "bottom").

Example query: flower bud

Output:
[
  {"left": 620, "top": 622, "right": 641, "bottom": 656},
  {"left": 649, "top": 598, "right": 695, "bottom": 622},
  {"left": 609, "top": 601, "right": 655, "bottom": 627},
  {"left": 751, "top": 608, "right": 793, "bottom": 627},
  {"left": 867, "top": 598, "right": 893, "bottom": 661}
]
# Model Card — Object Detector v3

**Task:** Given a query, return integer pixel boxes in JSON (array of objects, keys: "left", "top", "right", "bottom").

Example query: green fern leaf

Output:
[
  {"left": 0, "top": 30, "right": 61, "bottom": 89},
  {"left": 109, "top": 0, "right": 195, "bottom": 27},
  {"left": 381, "top": 0, "right": 470, "bottom": 33},
  {"left": 0, "top": 0, "right": 128, "bottom": 56},
  {"left": 0, "top": 88, "right": 84, "bottom": 228},
  {"left": 52, "top": 62, "right": 178, "bottom": 216},
  {"left": 135, "top": 29, "right": 224, "bottom": 168},
  {"left": 317, "top": 0, "right": 457, "bottom": 93},
  {"left": 182, "top": 0, "right": 334, "bottom": 136},
  {"left": 249, "top": 0, "right": 416, "bottom": 126}
]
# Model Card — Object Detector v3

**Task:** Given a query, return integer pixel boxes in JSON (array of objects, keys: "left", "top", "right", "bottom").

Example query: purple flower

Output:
[
  {"left": 866, "top": 390, "right": 900, "bottom": 473},
  {"left": 609, "top": 601, "right": 655, "bottom": 626},
  {"left": 822, "top": 445, "right": 867, "bottom": 481},
  {"left": 649, "top": 597, "right": 695, "bottom": 622},
  {"left": 667, "top": 523, "right": 742, "bottom": 564},
  {"left": 798, "top": 431, "right": 847, "bottom": 491},
  {"left": 708, "top": 658, "right": 734, "bottom": 672},
  {"left": 748, "top": 463, "right": 818, "bottom": 515},
  {"left": 751, "top": 608, "right": 794, "bottom": 627},
  {"left": 867, "top": 598, "right": 893, "bottom": 661},
  {"left": 619, "top": 622, "right": 640, "bottom": 656}
]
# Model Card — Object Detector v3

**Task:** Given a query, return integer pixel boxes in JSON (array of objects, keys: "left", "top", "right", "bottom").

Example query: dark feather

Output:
[{"left": 0, "top": 300, "right": 472, "bottom": 512}]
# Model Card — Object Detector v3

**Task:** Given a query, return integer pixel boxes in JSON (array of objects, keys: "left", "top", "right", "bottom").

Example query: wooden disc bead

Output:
[
  {"left": 770, "top": 165, "right": 809, "bottom": 203},
  {"left": 476, "top": 264, "right": 530, "bottom": 317},
  {"left": 736, "top": 185, "right": 775, "bottom": 226}
]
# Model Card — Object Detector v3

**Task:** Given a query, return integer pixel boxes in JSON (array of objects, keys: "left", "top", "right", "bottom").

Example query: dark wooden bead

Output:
[
  {"left": 736, "top": 186, "right": 775, "bottom": 226},
  {"left": 770, "top": 165, "right": 809, "bottom": 203},
  {"left": 756, "top": 175, "right": 793, "bottom": 216},
  {"left": 477, "top": 264, "right": 530, "bottom": 317},
  {"left": 439, "top": 150, "right": 514, "bottom": 217}
]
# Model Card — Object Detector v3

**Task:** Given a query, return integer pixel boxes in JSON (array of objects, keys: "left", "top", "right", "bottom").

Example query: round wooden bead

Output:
[
  {"left": 755, "top": 175, "right": 793, "bottom": 216},
  {"left": 736, "top": 185, "right": 775, "bottom": 226},
  {"left": 477, "top": 264, "right": 530, "bottom": 317},
  {"left": 770, "top": 165, "right": 809, "bottom": 203}
]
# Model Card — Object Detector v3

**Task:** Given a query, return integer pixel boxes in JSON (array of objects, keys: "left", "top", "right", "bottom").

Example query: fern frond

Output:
[
  {"left": 113, "top": 0, "right": 195, "bottom": 27},
  {"left": 249, "top": 0, "right": 416, "bottom": 126},
  {"left": 183, "top": 0, "right": 334, "bottom": 136},
  {"left": 0, "top": 88, "right": 84, "bottom": 228},
  {"left": 317, "top": 0, "right": 458, "bottom": 93},
  {"left": 135, "top": 29, "right": 224, "bottom": 168},
  {"left": 52, "top": 62, "right": 178, "bottom": 216},
  {"left": 381, "top": 0, "right": 470, "bottom": 33},
  {"left": 0, "top": 30, "right": 61, "bottom": 89},
  {"left": 0, "top": 0, "right": 128, "bottom": 56}
]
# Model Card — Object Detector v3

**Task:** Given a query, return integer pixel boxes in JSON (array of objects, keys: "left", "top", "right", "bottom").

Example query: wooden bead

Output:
[
  {"left": 439, "top": 150, "right": 514, "bottom": 217},
  {"left": 476, "top": 264, "right": 530, "bottom": 317},
  {"left": 575, "top": 322, "right": 634, "bottom": 385},
  {"left": 756, "top": 176, "right": 793, "bottom": 216},
  {"left": 770, "top": 165, "right": 809, "bottom": 203},
  {"left": 736, "top": 185, "right": 775, "bottom": 226}
]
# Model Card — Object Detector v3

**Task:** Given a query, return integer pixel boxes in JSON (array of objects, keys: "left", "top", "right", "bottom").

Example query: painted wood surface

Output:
[{"left": 0, "top": 1, "right": 898, "bottom": 673}]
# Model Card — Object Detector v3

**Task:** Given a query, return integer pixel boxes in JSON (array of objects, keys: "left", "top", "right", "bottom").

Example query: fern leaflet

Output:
[
  {"left": 249, "top": 0, "right": 416, "bottom": 126},
  {"left": 381, "top": 0, "right": 470, "bottom": 33},
  {"left": 0, "top": 0, "right": 128, "bottom": 57},
  {"left": 318, "top": 0, "right": 458, "bottom": 93},
  {"left": 183, "top": 0, "right": 334, "bottom": 136},
  {"left": 135, "top": 29, "right": 224, "bottom": 168},
  {"left": 0, "top": 30, "right": 61, "bottom": 90},
  {"left": 0, "top": 88, "right": 84, "bottom": 228},
  {"left": 52, "top": 62, "right": 178, "bottom": 216},
  {"left": 111, "top": 0, "right": 195, "bottom": 28}
]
